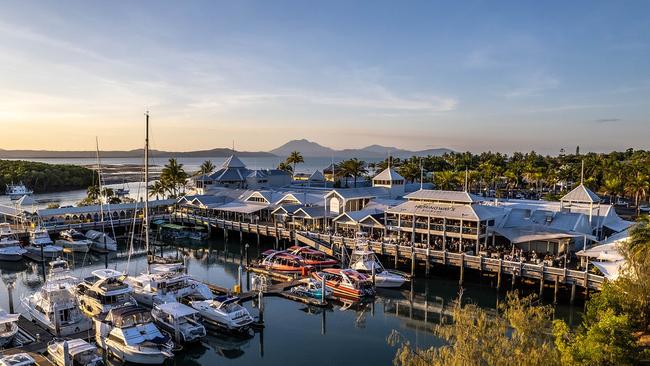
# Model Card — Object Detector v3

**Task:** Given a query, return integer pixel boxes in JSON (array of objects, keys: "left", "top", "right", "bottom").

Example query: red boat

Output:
[
  {"left": 287, "top": 246, "right": 338, "bottom": 268},
  {"left": 311, "top": 268, "right": 375, "bottom": 300},
  {"left": 256, "top": 250, "right": 313, "bottom": 274}
]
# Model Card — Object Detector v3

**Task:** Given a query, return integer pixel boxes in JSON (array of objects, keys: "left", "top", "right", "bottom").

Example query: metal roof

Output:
[
  {"left": 386, "top": 200, "right": 504, "bottom": 220},
  {"left": 404, "top": 189, "right": 484, "bottom": 204},
  {"left": 221, "top": 155, "right": 246, "bottom": 169},
  {"left": 561, "top": 184, "right": 601, "bottom": 203},
  {"left": 372, "top": 167, "right": 404, "bottom": 182},
  {"left": 36, "top": 199, "right": 175, "bottom": 217}
]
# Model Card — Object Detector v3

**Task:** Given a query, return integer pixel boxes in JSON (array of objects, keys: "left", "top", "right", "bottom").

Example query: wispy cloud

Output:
[
  {"left": 502, "top": 71, "right": 560, "bottom": 98},
  {"left": 594, "top": 118, "right": 621, "bottom": 123}
]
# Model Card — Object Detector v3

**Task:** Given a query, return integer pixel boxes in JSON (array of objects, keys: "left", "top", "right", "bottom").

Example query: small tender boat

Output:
[
  {"left": 55, "top": 229, "right": 91, "bottom": 253},
  {"left": 311, "top": 268, "right": 375, "bottom": 300},
  {"left": 76, "top": 269, "right": 137, "bottom": 317},
  {"left": 151, "top": 302, "right": 206, "bottom": 344},
  {"left": 254, "top": 250, "right": 313, "bottom": 274},
  {"left": 85, "top": 230, "right": 117, "bottom": 252},
  {"left": 5, "top": 182, "right": 33, "bottom": 200},
  {"left": 349, "top": 249, "right": 408, "bottom": 288},
  {"left": 26, "top": 226, "right": 63, "bottom": 260},
  {"left": 188, "top": 295, "right": 254, "bottom": 333},
  {"left": 0, "top": 309, "right": 20, "bottom": 348},
  {"left": 287, "top": 246, "right": 338, "bottom": 268},
  {"left": 0, "top": 353, "right": 36, "bottom": 366},
  {"left": 47, "top": 339, "right": 103, "bottom": 366},
  {"left": 290, "top": 278, "right": 333, "bottom": 299},
  {"left": 22, "top": 263, "right": 91, "bottom": 336},
  {"left": 94, "top": 305, "right": 173, "bottom": 364}
]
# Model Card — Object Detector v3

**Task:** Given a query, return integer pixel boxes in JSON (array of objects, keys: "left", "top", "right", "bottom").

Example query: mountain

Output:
[
  {"left": 270, "top": 139, "right": 454, "bottom": 158},
  {"left": 0, "top": 148, "right": 275, "bottom": 159}
]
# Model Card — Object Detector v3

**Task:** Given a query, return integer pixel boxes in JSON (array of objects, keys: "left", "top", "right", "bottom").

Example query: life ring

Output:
[{"left": 191, "top": 283, "right": 197, "bottom": 290}]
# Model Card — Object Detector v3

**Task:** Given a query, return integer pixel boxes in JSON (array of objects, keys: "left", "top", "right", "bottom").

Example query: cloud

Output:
[
  {"left": 594, "top": 118, "right": 621, "bottom": 123},
  {"left": 502, "top": 71, "right": 560, "bottom": 98}
]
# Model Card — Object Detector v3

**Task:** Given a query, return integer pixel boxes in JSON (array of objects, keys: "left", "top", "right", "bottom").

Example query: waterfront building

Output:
[{"left": 192, "top": 155, "right": 291, "bottom": 192}]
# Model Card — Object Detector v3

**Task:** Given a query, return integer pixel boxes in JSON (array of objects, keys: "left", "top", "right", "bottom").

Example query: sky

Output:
[{"left": 1, "top": 0, "right": 649, "bottom": 154}]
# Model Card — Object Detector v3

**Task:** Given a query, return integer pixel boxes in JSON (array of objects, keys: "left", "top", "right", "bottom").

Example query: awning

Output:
[
  {"left": 493, "top": 225, "right": 593, "bottom": 244},
  {"left": 215, "top": 201, "right": 268, "bottom": 214}
]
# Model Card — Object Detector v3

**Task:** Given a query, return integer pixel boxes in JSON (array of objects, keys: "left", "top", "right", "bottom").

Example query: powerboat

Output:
[
  {"left": 22, "top": 260, "right": 90, "bottom": 336},
  {"left": 311, "top": 268, "right": 375, "bottom": 300},
  {"left": 0, "top": 225, "right": 26, "bottom": 262},
  {"left": 85, "top": 230, "right": 118, "bottom": 252},
  {"left": 5, "top": 182, "right": 33, "bottom": 200},
  {"left": 290, "top": 278, "right": 333, "bottom": 299},
  {"left": 56, "top": 229, "right": 91, "bottom": 253},
  {"left": 349, "top": 249, "right": 408, "bottom": 288},
  {"left": 47, "top": 339, "right": 103, "bottom": 366},
  {"left": 94, "top": 304, "right": 173, "bottom": 364},
  {"left": 0, "top": 309, "right": 20, "bottom": 348},
  {"left": 188, "top": 295, "right": 254, "bottom": 333},
  {"left": 287, "top": 246, "right": 338, "bottom": 268},
  {"left": 26, "top": 226, "right": 63, "bottom": 260},
  {"left": 125, "top": 263, "right": 213, "bottom": 307},
  {"left": 0, "top": 353, "right": 36, "bottom": 366},
  {"left": 76, "top": 269, "right": 137, "bottom": 317},
  {"left": 151, "top": 302, "right": 206, "bottom": 344},
  {"left": 254, "top": 250, "right": 313, "bottom": 274}
]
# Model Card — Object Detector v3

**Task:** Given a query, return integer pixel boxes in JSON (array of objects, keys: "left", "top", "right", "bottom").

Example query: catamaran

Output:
[
  {"left": 26, "top": 226, "right": 63, "bottom": 260},
  {"left": 21, "top": 260, "right": 92, "bottom": 336},
  {"left": 151, "top": 302, "right": 206, "bottom": 344},
  {"left": 55, "top": 229, "right": 92, "bottom": 253},
  {"left": 188, "top": 295, "right": 254, "bottom": 333},
  {"left": 47, "top": 339, "right": 103, "bottom": 366},
  {"left": 94, "top": 304, "right": 173, "bottom": 364},
  {"left": 75, "top": 269, "right": 137, "bottom": 317}
]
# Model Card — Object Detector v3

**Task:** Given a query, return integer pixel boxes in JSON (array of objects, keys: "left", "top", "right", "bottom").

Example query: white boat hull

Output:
[{"left": 55, "top": 240, "right": 90, "bottom": 253}]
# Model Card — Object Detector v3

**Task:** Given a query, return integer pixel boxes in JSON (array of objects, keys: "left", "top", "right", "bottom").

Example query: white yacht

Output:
[
  {"left": 0, "top": 353, "right": 36, "bottom": 366},
  {"left": 21, "top": 261, "right": 91, "bottom": 336},
  {"left": 47, "top": 339, "right": 103, "bottom": 366},
  {"left": 349, "top": 232, "right": 408, "bottom": 288},
  {"left": 0, "top": 225, "right": 25, "bottom": 262},
  {"left": 0, "top": 309, "right": 20, "bottom": 348},
  {"left": 94, "top": 304, "right": 173, "bottom": 364},
  {"left": 55, "top": 229, "right": 91, "bottom": 253},
  {"left": 188, "top": 295, "right": 254, "bottom": 333},
  {"left": 76, "top": 269, "right": 137, "bottom": 317},
  {"left": 26, "top": 227, "right": 63, "bottom": 260},
  {"left": 125, "top": 263, "right": 213, "bottom": 307},
  {"left": 5, "top": 182, "right": 33, "bottom": 200},
  {"left": 151, "top": 302, "right": 206, "bottom": 344},
  {"left": 85, "top": 230, "right": 117, "bottom": 252}
]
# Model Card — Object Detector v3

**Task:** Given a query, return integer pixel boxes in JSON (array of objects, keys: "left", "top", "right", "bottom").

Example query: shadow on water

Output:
[{"left": 0, "top": 233, "right": 583, "bottom": 365}]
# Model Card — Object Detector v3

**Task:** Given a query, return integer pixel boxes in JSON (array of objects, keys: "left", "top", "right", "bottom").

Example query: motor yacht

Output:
[
  {"left": 349, "top": 249, "right": 408, "bottom": 288},
  {"left": 311, "top": 268, "right": 375, "bottom": 300},
  {"left": 85, "top": 230, "right": 117, "bottom": 252},
  {"left": 47, "top": 339, "right": 103, "bottom": 366},
  {"left": 0, "top": 309, "right": 20, "bottom": 348},
  {"left": 5, "top": 182, "right": 33, "bottom": 200},
  {"left": 151, "top": 302, "right": 206, "bottom": 344},
  {"left": 125, "top": 263, "right": 212, "bottom": 307},
  {"left": 26, "top": 226, "right": 63, "bottom": 260},
  {"left": 0, "top": 225, "right": 25, "bottom": 262},
  {"left": 94, "top": 304, "right": 173, "bottom": 364},
  {"left": 76, "top": 269, "right": 137, "bottom": 317},
  {"left": 55, "top": 229, "right": 91, "bottom": 253},
  {"left": 254, "top": 250, "right": 313, "bottom": 274},
  {"left": 0, "top": 353, "right": 36, "bottom": 366},
  {"left": 287, "top": 246, "right": 338, "bottom": 268},
  {"left": 188, "top": 295, "right": 254, "bottom": 333}
]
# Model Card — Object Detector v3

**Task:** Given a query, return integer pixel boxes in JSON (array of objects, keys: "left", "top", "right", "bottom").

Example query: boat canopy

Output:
[
  {"left": 155, "top": 302, "right": 198, "bottom": 318},
  {"left": 91, "top": 269, "right": 123, "bottom": 280},
  {"left": 214, "top": 295, "right": 239, "bottom": 305},
  {"left": 53, "top": 339, "right": 96, "bottom": 356}
]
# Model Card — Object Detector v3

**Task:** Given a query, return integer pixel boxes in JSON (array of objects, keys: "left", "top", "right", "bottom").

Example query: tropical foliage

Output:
[
  {"left": 198, "top": 160, "right": 215, "bottom": 175},
  {"left": 286, "top": 151, "right": 304, "bottom": 173},
  {"left": 158, "top": 158, "right": 188, "bottom": 198},
  {"left": 0, "top": 159, "right": 96, "bottom": 193},
  {"left": 338, "top": 158, "right": 368, "bottom": 187}
]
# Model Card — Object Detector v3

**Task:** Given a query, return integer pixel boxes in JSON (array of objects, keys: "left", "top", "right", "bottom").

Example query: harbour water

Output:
[{"left": 0, "top": 235, "right": 583, "bottom": 365}]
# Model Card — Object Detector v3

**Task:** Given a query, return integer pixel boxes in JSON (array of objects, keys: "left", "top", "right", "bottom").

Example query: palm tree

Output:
[
  {"left": 603, "top": 176, "right": 623, "bottom": 203},
  {"left": 149, "top": 181, "right": 167, "bottom": 200},
  {"left": 625, "top": 171, "right": 650, "bottom": 214},
  {"left": 277, "top": 161, "right": 293, "bottom": 173},
  {"left": 86, "top": 185, "right": 100, "bottom": 201},
  {"left": 398, "top": 161, "right": 421, "bottom": 183},
  {"left": 627, "top": 215, "right": 650, "bottom": 264},
  {"left": 435, "top": 170, "right": 458, "bottom": 190},
  {"left": 286, "top": 151, "right": 304, "bottom": 173},
  {"left": 161, "top": 158, "right": 188, "bottom": 197},
  {"left": 339, "top": 158, "right": 367, "bottom": 188},
  {"left": 198, "top": 160, "right": 215, "bottom": 175}
]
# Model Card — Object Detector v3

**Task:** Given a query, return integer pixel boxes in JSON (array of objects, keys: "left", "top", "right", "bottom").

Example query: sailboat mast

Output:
[
  {"left": 95, "top": 137, "right": 104, "bottom": 231},
  {"left": 144, "top": 112, "right": 150, "bottom": 272}
]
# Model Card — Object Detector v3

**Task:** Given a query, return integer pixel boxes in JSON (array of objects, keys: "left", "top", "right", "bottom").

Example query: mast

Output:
[
  {"left": 144, "top": 112, "right": 150, "bottom": 273},
  {"left": 96, "top": 137, "right": 108, "bottom": 269}
]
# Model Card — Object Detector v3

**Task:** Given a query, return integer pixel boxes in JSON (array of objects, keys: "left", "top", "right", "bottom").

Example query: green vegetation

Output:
[
  {"left": 286, "top": 151, "right": 305, "bottom": 173},
  {"left": 0, "top": 159, "right": 96, "bottom": 193},
  {"left": 79, "top": 186, "right": 133, "bottom": 206},
  {"left": 338, "top": 158, "right": 368, "bottom": 188},
  {"left": 148, "top": 158, "right": 188, "bottom": 199},
  {"left": 390, "top": 215, "right": 650, "bottom": 365},
  {"left": 198, "top": 160, "right": 215, "bottom": 175},
  {"left": 277, "top": 161, "right": 293, "bottom": 173}
]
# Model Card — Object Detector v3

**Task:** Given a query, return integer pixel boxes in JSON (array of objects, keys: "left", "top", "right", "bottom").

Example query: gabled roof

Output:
[
  {"left": 210, "top": 167, "right": 248, "bottom": 182},
  {"left": 325, "top": 187, "right": 389, "bottom": 200},
  {"left": 309, "top": 170, "right": 325, "bottom": 182},
  {"left": 373, "top": 167, "right": 404, "bottom": 182},
  {"left": 386, "top": 200, "right": 504, "bottom": 220},
  {"left": 221, "top": 155, "right": 246, "bottom": 169},
  {"left": 16, "top": 195, "right": 35, "bottom": 206},
  {"left": 404, "top": 189, "right": 484, "bottom": 204},
  {"left": 271, "top": 204, "right": 303, "bottom": 215},
  {"left": 561, "top": 184, "right": 601, "bottom": 203},
  {"left": 293, "top": 206, "right": 326, "bottom": 219}
]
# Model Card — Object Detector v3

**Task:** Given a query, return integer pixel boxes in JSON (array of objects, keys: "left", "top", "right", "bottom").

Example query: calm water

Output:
[{"left": 0, "top": 235, "right": 582, "bottom": 366}]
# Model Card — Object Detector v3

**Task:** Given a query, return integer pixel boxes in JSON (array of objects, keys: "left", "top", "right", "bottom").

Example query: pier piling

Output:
[
  {"left": 459, "top": 253, "right": 465, "bottom": 285},
  {"left": 570, "top": 283, "right": 576, "bottom": 305},
  {"left": 411, "top": 252, "right": 416, "bottom": 276},
  {"left": 539, "top": 276, "right": 544, "bottom": 297},
  {"left": 553, "top": 276, "right": 559, "bottom": 304},
  {"left": 496, "top": 259, "right": 502, "bottom": 290}
]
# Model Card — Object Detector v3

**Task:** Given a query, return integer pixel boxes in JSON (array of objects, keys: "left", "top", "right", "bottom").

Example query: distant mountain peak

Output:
[{"left": 270, "top": 139, "right": 453, "bottom": 158}]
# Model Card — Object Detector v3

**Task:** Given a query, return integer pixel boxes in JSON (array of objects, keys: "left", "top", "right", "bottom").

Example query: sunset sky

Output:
[{"left": 1, "top": 0, "right": 649, "bottom": 154}]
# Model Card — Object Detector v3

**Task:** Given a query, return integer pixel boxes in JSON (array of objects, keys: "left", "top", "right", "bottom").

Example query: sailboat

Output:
[{"left": 87, "top": 138, "right": 118, "bottom": 253}]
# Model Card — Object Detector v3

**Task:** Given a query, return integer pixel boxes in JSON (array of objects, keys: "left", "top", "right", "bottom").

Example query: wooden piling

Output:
[
  {"left": 496, "top": 259, "right": 502, "bottom": 289},
  {"left": 411, "top": 252, "right": 416, "bottom": 276},
  {"left": 553, "top": 276, "right": 559, "bottom": 304},
  {"left": 539, "top": 276, "right": 544, "bottom": 297},
  {"left": 570, "top": 283, "right": 576, "bottom": 305},
  {"left": 459, "top": 253, "right": 465, "bottom": 285}
]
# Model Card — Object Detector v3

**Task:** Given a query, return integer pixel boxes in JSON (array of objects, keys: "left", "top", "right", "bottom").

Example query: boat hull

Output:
[
  {"left": 56, "top": 240, "right": 91, "bottom": 253},
  {"left": 0, "top": 253, "right": 24, "bottom": 262}
]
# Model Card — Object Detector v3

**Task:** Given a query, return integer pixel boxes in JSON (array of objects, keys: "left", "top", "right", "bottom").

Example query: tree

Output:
[
  {"left": 160, "top": 158, "right": 188, "bottom": 198},
  {"left": 198, "top": 160, "right": 215, "bottom": 175},
  {"left": 625, "top": 171, "right": 649, "bottom": 214},
  {"left": 434, "top": 170, "right": 458, "bottom": 190},
  {"left": 277, "top": 161, "right": 293, "bottom": 173},
  {"left": 389, "top": 292, "right": 560, "bottom": 366},
  {"left": 398, "top": 159, "right": 421, "bottom": 183},
  {"left": 149, "top": 181, "right": 167, "bottom": 200},
  {"left": 86, "top": 185, "right": 100, "bottom": 201},
  {"left": 286, "top": 151, "right": 304, "bottom": 173},
  {"left": 339, "top": 158, "right": 367, "bottom": 188}
]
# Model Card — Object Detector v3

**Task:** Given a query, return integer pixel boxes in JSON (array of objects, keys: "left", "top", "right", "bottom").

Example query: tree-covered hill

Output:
[{"left": 0, "top": 160, "right": 96, "bottom": 193}]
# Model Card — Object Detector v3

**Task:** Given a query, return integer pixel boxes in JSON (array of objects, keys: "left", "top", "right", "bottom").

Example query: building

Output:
[{"left": 192, "top": 155, "right": 291, "bottom": 192}]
